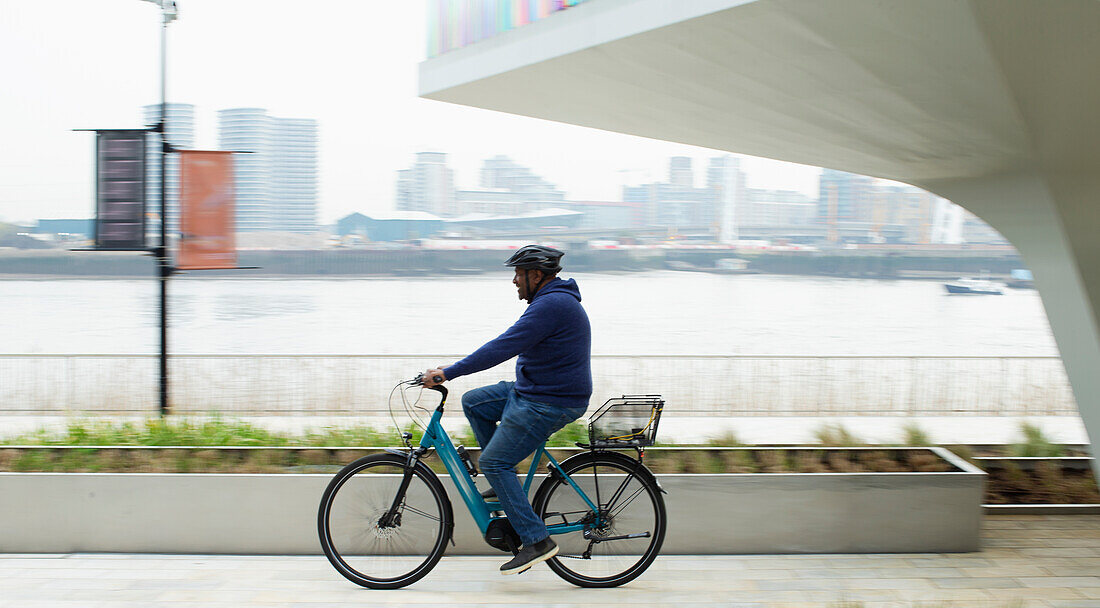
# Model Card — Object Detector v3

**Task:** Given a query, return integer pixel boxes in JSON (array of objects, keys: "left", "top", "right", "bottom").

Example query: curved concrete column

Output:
[{"left": 923, "top": 174, "right": 1099, "bottom": 463}]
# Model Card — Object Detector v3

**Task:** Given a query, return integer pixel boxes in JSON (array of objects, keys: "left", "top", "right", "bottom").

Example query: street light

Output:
[
  {"left": 141, "top": 0, "right": 179, "bottom": 417},
  {"left": 141, "top": 0, "right": 179, "bottom": 23}
]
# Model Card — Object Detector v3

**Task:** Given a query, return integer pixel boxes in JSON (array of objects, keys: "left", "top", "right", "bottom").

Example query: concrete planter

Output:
[{"left": 0, "top": 447, "right": 983, "bottom": 554}]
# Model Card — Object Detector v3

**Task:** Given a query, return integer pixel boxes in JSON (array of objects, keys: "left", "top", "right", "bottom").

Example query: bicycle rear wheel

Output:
[
  {"left": 318, "top": 453, "right": 452, "bottom": 589},
  {"left": 533, "top": 451, "right": 666, "bottom": 588}
]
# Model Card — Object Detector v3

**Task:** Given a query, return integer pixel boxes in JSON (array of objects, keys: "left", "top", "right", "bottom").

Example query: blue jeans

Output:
[{"left": 461, "top": 381, "right": 587, "bottom": 546}]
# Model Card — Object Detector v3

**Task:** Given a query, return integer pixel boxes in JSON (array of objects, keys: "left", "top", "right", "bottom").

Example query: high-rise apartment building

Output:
[
  {"left": 707, "top": 156, "right": 744, "bottom": 244},
  {"left": 669, "top": 156, "right": 694, "bottom": 188},
  {"left": 478, "top": 155, "right": 565, "bottom": 206},
  {"left": 818, "top": 169, "right": 874, "bottom": 223},
  {"left": 142, "top": 103, "right": 195, "bottom": 236},
  {"left": 623, "top": 157, "right": 718, "bottom": 232},
  {"left": 452, "top": 155, "right": 566, "bottom": 216},
  {"left": 395, "top": 152, "right": 456, "bottom": 217},
  {"left": 218, "top": 108, "right": 318, "bottom": 233},
  {"left": 741, "top": 188, "right": 817, "bottom": 229}
]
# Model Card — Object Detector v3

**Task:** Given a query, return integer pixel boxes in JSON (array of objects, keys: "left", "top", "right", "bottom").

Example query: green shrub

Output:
[
  {"left": 1011, "top": 422, "right": 1064, "bottom": 457},
  {"left": 814, "top": 424, "right": 863, "bottom": 447},
  {"left": 706, "top": 431, "right": 744, "bottom": 447},
  {"left": 547, "top": 422, "right": 588, "bottom": 447},
  {"left": 902, "top": 422, "right": 932, "bottom": 447}
]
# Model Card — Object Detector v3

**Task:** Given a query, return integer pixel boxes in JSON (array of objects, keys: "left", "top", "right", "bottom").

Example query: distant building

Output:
[
  {"left": 455, "top": 188, "right": 520, "bottom": 216},
  {"left": 931, "top": 198, "right": 965, "bottom": 244},
  {"left": 741, "top": 188, "right": 817, "bottom": 229},
  {"left": 623, "top": 157, "right": 720, "bottom": 233},
  {"left": 875, "top": 184, "right": 937, "bottom": 243},
  {"left": 34, "top": 219, "right": 94, "bottom": 238},
  {"left": 818, "top": 169, "right": 875, "bottom": 223},
  {"left": 961, "top": 209, "right": 1009, "bottom": 244},
  {"left": 396, "top": 152, "right": 456, "bottom": 217},
  {"left": 558, "top": 200, "right": 642, "bottom": 230},
  {"left": 336, "top": 211, "right": 443, "bottom": 242},
  {"left": 218, "top": 108, "right": 319, "bottom": 233},
  {"left": 707, "top": 155, "right": 745, "bottom": 244},
  {"left": 479, "top": 155, "right": 565, "bottom": 204},
  {"left": 668, "top": 156, "right": 694, "bottom": 188},
  {"left": 142, "top": 103, "right": 195, "bottom": 236},
  {"left": 445, "top": 208, "right": 583, "bottom": 236},
  {"left": 453, "top": 155, "right": 566, "bottom": 217}
]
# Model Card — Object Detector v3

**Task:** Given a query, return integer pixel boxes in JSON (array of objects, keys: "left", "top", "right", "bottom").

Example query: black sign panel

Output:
[{"left": 95, "top": 129, "right": 147, "bottom": 250}]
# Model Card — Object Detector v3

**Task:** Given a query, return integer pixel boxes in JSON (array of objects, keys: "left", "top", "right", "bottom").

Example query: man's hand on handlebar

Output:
[{"left": 421, "top": 368, "right": 447, "bottom": 388}]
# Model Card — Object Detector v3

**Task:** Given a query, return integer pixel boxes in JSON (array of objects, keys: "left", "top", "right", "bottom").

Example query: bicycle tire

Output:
[
  {"left": 318, "top": 453, "right": 452, "bottom": 589},
  {"left": 532, "top": 450, "right": 666, "bottom": 588}
]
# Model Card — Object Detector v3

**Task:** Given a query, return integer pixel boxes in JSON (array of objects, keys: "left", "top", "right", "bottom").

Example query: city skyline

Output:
[{"left": 0, "top": 1, "right": 821, "bottom": 227}]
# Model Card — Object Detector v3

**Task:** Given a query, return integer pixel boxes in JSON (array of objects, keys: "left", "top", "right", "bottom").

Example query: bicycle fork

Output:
[{"left": 377, "top": 442, "right": 425, "bottom": 528}]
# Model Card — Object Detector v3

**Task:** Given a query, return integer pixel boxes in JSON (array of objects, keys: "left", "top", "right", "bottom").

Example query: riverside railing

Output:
[{"left": 0, "top": 354, "right": 1078, "bottom": 417}]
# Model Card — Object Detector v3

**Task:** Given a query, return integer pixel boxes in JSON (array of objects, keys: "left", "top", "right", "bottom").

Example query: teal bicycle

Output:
[{"left": 317, "top": 375, "right": 667, "bottom": 589}]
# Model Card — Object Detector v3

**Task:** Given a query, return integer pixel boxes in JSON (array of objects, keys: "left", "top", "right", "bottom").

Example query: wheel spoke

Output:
[
  {"left": 401, "top": 504, "right": 442, "bottom": 522},
  {"left": 608, "top": 485, "right": 646, "bottom": 519}
]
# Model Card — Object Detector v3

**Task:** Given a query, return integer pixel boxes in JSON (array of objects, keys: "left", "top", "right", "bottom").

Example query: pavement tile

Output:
[
  {"left": 872, "top": 567, "right": 969, "bottom": 578},
  {"left": 1045, "top": 567, "right": 1100, "bottom": 577},
  {"left": 1020, "top": 577, "right": 1100, "bottom": 588},
  {"left": 1029, "top": 558, "right": 1100, "bottom": 568},
  {"left": 891, "top": 588, "right": 996, "bottom": 602},
  {"left": 784, "top": 568, "right": 883, "bottom": 579},
  {"left": 840, "top": 578, "right": 939, "bottom": 590},
  {"left": 931, "top": 577, "right": 1024, "bottom": 588},
  {"left": 986, "top": 538, "right": 1052, "bottom": 548},
  {"left": 905, "top": 557, "right": 995, "bottom": 568},
  {"left": 715, "top": 589, "right": 849, "bottom": 602},
  {"left": 755, "top": 579, "right": 848, "bottom": 591},
  {"left": 1017, "top": 548, "right": 1100, "bottom": 558},
  {"left": 986, "top": 588, "right": 1088, "bottom": 601},
  {"left": 1044, "top": 539, "right": 1100, "bottom": 548},
  {"left": 961, "top": 566, "right": 1052, "bottom": 577},
  {"left": 674, "top": 568, "right": 794, "bottom": 580}
]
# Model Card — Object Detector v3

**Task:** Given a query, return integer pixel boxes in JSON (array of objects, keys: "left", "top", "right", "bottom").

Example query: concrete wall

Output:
[{"left": 0, "top": 462, "right": 982, "bottom": 554}]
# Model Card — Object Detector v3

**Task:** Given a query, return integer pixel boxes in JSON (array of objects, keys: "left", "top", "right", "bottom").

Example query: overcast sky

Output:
[{"left": 0, "top": 0, "right": 822, "bottom": 225}]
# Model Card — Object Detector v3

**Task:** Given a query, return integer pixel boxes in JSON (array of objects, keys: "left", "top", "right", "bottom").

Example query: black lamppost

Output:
[{"left": 142, "top": 0, "right": 178, "bottom": 416}]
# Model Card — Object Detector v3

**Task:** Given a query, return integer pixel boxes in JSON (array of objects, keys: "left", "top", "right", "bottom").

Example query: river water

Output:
[
  {"left": 2, "top": 273, "right": 1076, "bottom": 418},
  {"left": 4, "top": 271, "right": 1056, "bottom": 356}
]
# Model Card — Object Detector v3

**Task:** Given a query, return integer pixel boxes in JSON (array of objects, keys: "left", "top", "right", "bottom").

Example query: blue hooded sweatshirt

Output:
[{"left": 444, "top": 277, "right": 592, "bottom": 409}]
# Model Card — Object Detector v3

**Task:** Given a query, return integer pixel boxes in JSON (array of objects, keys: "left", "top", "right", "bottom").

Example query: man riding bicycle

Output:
[{"left": 422, "top": 244, "right": 591, "bottom": 575}]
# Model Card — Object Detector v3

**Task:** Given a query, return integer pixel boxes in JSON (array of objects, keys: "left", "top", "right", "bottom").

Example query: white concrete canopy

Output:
[{"left": 420, "top": 0, "right": 1100, "bottom": 468}]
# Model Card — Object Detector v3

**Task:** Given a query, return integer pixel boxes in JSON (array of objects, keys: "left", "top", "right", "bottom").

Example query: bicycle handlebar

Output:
[{"left": 412, "top": 373, "right": 448, "bottom": 399}]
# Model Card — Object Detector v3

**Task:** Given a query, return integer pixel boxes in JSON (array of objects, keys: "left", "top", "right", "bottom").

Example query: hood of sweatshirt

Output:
[{"left": 532, "top": 277, "right": 581, "bottom": 303}]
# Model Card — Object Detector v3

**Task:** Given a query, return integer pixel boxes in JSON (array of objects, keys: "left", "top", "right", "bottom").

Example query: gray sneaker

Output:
[{"left": 500, "top": 537, "right": 558, "bottom": 575}]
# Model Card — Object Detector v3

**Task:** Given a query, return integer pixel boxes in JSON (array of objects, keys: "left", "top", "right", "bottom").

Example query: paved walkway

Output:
[{"left": 1, "top": 515, "right": 1098, "bottom": 607}]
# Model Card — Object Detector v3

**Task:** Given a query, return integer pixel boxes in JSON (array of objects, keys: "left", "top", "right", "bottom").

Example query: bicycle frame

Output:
[{"left": 414, "top": 385, "right": 599, "bottom": 537}]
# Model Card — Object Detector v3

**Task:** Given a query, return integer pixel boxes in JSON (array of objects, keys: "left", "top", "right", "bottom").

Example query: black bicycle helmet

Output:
[{"left": 503, "top": 244, "right": 564, "bottom": 272}]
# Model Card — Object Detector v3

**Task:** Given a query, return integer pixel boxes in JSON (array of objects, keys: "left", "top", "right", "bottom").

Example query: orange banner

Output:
[{"left": 178, "top": 151, "right": 237, "bottom": 270}]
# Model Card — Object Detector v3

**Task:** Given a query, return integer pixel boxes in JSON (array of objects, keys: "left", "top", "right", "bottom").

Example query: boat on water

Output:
[
  {"left": 1007, "top": 268, "right": 1035, "bottom": 289},
  {"left": 705, "top": 258, "right": 761, "bottom": 275},
  {"left": 944, "top": 277, "right": 1005, "bottom": 295}
]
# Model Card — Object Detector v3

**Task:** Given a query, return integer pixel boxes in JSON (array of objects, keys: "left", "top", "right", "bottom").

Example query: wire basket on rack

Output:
[{"left": 587, "top": 395, "right": 664, "bottom": 448}]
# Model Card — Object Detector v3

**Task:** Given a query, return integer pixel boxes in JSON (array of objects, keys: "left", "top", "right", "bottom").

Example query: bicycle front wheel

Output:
[
  {"left": 318, "top": 453, "right": 452, "bottom": 589},
  {"left": 533, "top": 451, "right": 666, "bottom": 588}
]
